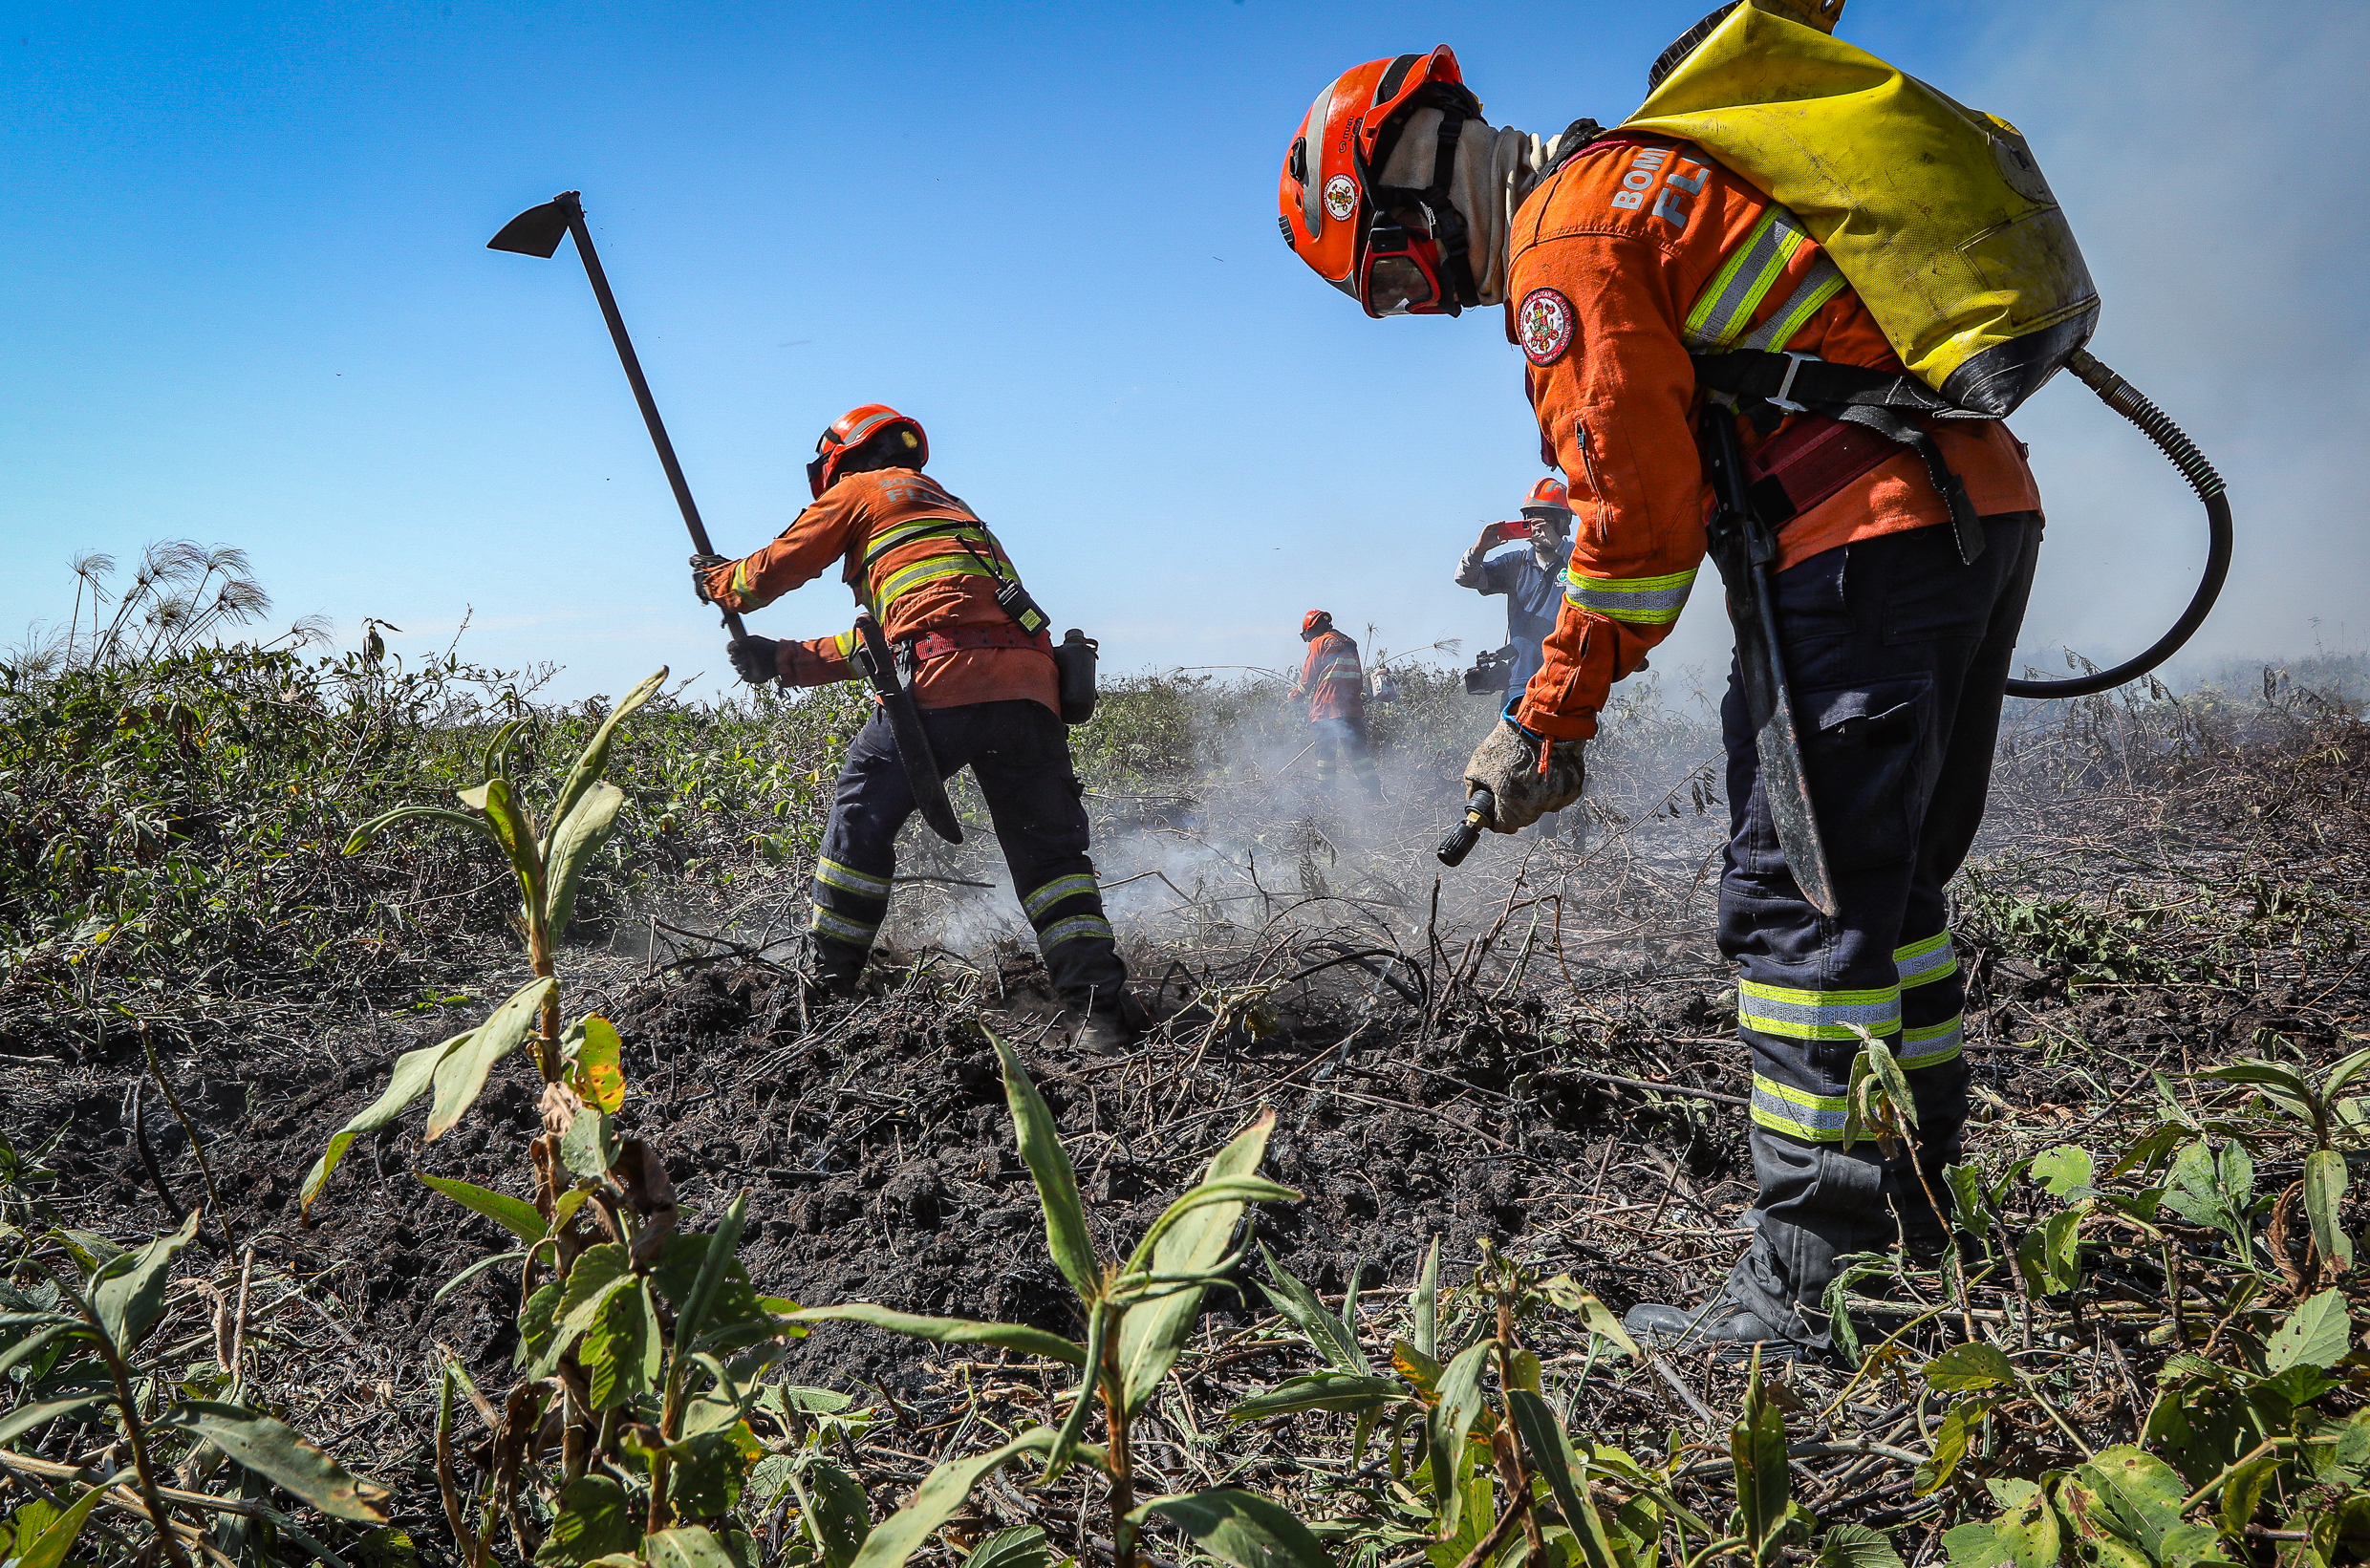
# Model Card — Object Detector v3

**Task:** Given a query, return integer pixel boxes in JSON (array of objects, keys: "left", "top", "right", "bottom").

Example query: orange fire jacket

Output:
[
  {"left": 1505, "top": 134, "right": 2043, "bottom": 742},
  {"left": 1289, "top": 630, "right": 1366, "bottom": 722},
  {"left": 698, "top": 467, "right": 1058, "bottom": 715}
]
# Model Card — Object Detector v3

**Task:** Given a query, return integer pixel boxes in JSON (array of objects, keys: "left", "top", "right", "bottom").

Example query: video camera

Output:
[{"left": 1462, "top": 644, "right": 1517, "bottom": 697}]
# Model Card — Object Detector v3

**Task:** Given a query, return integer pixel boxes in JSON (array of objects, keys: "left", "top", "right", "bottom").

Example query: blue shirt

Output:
[{"left": 1458, "top": 546, "right": 1567, "bottom": 695}]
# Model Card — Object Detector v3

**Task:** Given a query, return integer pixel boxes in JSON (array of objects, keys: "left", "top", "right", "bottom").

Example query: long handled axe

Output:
[{"left": 487, "top": 190, "right": 746, "bottom": 644}]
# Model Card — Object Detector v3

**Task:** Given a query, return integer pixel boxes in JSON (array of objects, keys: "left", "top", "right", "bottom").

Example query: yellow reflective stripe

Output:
[
  {"left": 1743, "top": 257, "right": 1848, "bottom": 354},
  {"left": 816, "top": 857, "right": 891, "bottom": 899},
  {"left": 730, "top": 560, "right": 755, "bottom": 599},
  {"left": 1039, "top": 915, "right": 1114, "bottom": 950},
  {"left": 1564, "top": 568, "right": 1697, "bottom": 626},
  {"left": 1899, "top": 1015, "right": 1965, "bottom": 1071},
  {"left": 1683, "top": 208, "right": 1810, "bottom": 350},
  {"left": 1894, "top": 931, "right": 1957, "bottom": 990},
  {"left": 874, "top": 553, "right": 1002, "bottom": 609},
  {"left": 1023, "top": 874, "right": 1099, "bottom": 920},
  {"left": 832, "top": 630, "right": 857, "bottom": 660},
  {"left": 863, "top": 518, "right": 994, "bottom": 565},
  {"left": 1750, "top": 1075, "right": 1848, "bottom": 1142},
  {"left": 1738, "top": 977, "right": 1901, "bottom": 1041},
  {"left": 809, "top": 906, "right": 878, "bottom": 945}
]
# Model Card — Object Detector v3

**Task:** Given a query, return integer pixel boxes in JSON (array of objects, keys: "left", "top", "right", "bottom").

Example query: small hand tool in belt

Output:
[
  {"left": 849, "top": 612, "right": 963, "bottom": 844},
  {"left": 1698, "top": 406, "right": 1838, "bottom": 916}
]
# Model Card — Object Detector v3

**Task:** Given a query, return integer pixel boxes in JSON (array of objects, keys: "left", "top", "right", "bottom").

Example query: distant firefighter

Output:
[{"left": 1287, "top": 612, "right": 1382, "bottom": 800}]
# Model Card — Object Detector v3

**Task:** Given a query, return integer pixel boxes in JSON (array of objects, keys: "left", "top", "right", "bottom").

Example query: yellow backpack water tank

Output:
[{"left": 1622, "top": 0, "right": 2097, "bottom": 416}]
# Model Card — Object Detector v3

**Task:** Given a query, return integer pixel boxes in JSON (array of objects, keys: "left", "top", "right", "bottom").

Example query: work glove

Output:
[
  {"left": 690, "top": 552, "right": 729, "bottom": 606},
  {"left": 726, "top": 635, "right": 781, "bottom": 686},
  {"left": 1462, "top": 710, "right": 1584, "bottom": 832}
]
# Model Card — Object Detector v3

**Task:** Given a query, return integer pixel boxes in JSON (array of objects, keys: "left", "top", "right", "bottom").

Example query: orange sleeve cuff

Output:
[{"left": 779, "top": 633, "right": 855, "bottom": 687}]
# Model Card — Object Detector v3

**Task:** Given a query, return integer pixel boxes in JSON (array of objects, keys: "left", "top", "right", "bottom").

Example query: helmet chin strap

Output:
[{"left": 1371, "top": 105, "right": 1480, "bottom": 313}]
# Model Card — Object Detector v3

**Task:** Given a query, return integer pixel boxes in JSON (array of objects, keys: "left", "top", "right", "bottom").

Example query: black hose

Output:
[{"left": 2004, "top": 349, "right": 2232, "bottom": 698}]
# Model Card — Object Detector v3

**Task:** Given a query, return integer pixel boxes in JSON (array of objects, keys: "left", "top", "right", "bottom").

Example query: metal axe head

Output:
[{"left": 486, "top": 192, "right": 579, "bottom": 258}]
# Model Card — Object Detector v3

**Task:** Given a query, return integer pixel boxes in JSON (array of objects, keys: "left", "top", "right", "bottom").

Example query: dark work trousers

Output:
[
  {"left": 1717, "top": 513, "right": 2042, "bottom": 1347},
  {"left": 1309, "top": 717, "right": 1382, "bottom": 796},
  {"left": 808, "top": 698, "right": 1129, "bottom": 1010}
]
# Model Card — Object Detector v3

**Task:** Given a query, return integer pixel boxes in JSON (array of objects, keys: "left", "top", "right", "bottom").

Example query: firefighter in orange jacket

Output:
[
  {"left": 1279, "top": 38, "right": 2046, "bottom": 1356},
  {"left": 694, "top": 405, "right": 1137, "bottom": 1050},
  {"left": 1287, "top": 611, "right": 1382, "bottom": 799}
]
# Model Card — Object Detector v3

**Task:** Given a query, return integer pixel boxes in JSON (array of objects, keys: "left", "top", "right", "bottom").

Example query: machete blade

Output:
[
  {"left": 851, "top": 614, "right": 964, "bottom": 845},
  {"left": 487, "top": 200, "right": 571, "bottom": 258},
  {"left": 1751, "top": 678, "right": 1840, "bottom": 916}
]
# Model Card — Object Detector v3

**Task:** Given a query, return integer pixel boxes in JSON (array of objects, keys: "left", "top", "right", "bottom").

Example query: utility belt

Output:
[
  {"left": 896, "top": 622, "right": 1054, "bottom": 665},
  {"left": 1699, "top": 350, "right": 1987, "bottom": 566}
]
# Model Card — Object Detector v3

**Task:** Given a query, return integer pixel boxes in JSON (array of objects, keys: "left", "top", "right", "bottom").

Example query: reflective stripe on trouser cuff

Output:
[
  {"left": 1565, "top": 568, "right": 1696, "bottom": 626},
  {"left": 809, "top": 906, "right": 879, "bottom": 945},
  {"left": 1039, "top": 914, "right": 1114, "bottom": 950},
  {"left": 816, "top": 857, "right": 893, "bottom": 898},
  {"left": 1738, "top": 977, "right": 1901, "bottom": 1041},
  {"left": 1894, "top": 931, "right": 1957, "bottom": 990},
  {"left": 1023, "top": 873, "right": 1100, "bottom": 920},
  {"left": 1751, "top": 1075, "right": 1849, "bottom": 1143},
  {"left": 1899, "top": 1015, "right": 1965, "bottom": 1071}
]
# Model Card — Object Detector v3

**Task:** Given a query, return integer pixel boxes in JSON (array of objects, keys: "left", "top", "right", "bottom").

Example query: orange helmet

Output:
[
  {"left": 1302, "top": 610, "right": 1334, "bottom": 636},
  {"left": 1520, "top": 477, "right": 1571, "bottom": 520},
  {"left": 808, "top": 404, "right": 927, "bottom": 498},
  {"left": 1278, "top": 47, "right": 1484, "bottom": 318}
]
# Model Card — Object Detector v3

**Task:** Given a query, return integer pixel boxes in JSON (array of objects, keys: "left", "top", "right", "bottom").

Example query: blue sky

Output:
[{"left": 5, "top": 1, "right": 2365, "bottom": 703}]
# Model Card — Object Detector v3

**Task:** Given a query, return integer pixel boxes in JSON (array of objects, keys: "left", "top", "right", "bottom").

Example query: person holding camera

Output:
[{"left": 1455, "top": 477, "right": 1574, "bottom": 836}]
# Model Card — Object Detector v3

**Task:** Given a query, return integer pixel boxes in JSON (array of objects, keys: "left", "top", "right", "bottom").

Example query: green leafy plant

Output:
[
  {"left": 1, "top": 1214, "right": 386, "bottom": 1567},
  {"left": 789, "top": 1030, "right": 1306, "bottom": 1568}
]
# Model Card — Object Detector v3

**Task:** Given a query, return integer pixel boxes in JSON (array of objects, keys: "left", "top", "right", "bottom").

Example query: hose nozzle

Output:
[{"left": 1436, "top": 787, "right": 1497, "bottom": 868}]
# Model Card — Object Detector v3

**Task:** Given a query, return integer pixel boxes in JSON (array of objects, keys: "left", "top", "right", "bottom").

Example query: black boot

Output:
[
  {"left": 1068, "top": 989, "right": 1147, "bottom": 1054},
  {"left": 1623, "top": 1296, "right": 1813, "bottom": 1362},
  {"left": 808, "top": 936, "right": 866, "bottom": 999}
]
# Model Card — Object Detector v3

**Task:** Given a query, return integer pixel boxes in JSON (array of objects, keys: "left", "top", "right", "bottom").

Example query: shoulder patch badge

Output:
[
  {"left": 1517, "top": 288, "right": 1575, "bottom": 367},
  {"left": 1322, "top": 174, "right": 1357, "bottom": 223}
]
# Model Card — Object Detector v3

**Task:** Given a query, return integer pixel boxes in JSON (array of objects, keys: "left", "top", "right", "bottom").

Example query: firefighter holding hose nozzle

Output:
[
  {"left": 1277, "top": 8, "right": 2066, "bottom": 1359},
  {"left": 693, "top": 405, "right": 1140, "bottom": 1052},
  {"left": 1287, "top": 612, "right": 1385, "bottom": 802}
]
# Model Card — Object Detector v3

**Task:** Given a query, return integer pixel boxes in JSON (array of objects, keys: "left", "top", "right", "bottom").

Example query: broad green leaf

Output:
[
  {"left": 2068, "top": 1446, "right": 2190, "bottom": 1561},
  {"left": 2220, "top": 1455, "right": 2279, "bottom": 1540},
  {"left": 416, "top": 1173, "right": 546, "bottom": 1243},
  {"left": 2014, "top": 1206, "right": 2085, "bottom": 1299},
  {"left": 2307, "top": 1149, "right": 2353, "bottom": 1274},
  {"left": 1118, "top": 1110, "right": 1282, "bottom": 1413},
  {"left": 2217, "top": 1140, "right": 2256, "bottom": 1211},
  {"left": 549, "top": 668, "right": 667, "bottom": 839},
  {"left": 1569, "top": 1287, "right": 1641, "bottom": 1362},
  {"left": 1427, "top": 1340, "right": 1492, "bottom": 1536},
  {"left": 88, "top": 1209, "right": 200, "bottom": 1350},
  {"left": 1914, "top": 1398, "right": 1994, "bottom": 1495},
  {"left": 1922, "top": 1342, "right": 2016, "bottom": 1392},
  {"left": 2030, "top": 1145, "right": 2095, "bottom": 1197},
  {"left": 343, "top": 804, "right": 501, "bottom": 857},
  {"left": 1130, "top": 1490, "right": 1333, "bottom": 1568},
  {"left": 0, "top": 1321, "right": 82, "bottom": 1380},
  {"left": 1508, "top": 1388, "right": 1629, "bottom": 1568},
  {"left": 1733, "top": 1361, "right": 1791, "bottom": 1562},
  {"left": 583, "top": 1281, "right": 661, "bottom": 1408},
  {"left": 469, "top": 773, "right": 546, "bottom": 913},
  {"left": 515, "top": 1280, "right": 561, "bottom": 1371},
  {"left": 8, "top": 1485, "right": 105, "bottom": 1568},
  {"left": 1817, "top": 1524, "right": 1906, "bottom": 1568},
  {"left": 960, "top": 1527, "right": 1048, "bottom": 1568},
  {"left": 300, "top": 1036, "right": 468, "bottom": 1211},
  {"left": 544, "top": 780, "right": 626, "bottom": 942},
  {"left": 2265, "top": 1288, "right": 2354, "bottom": 1372},
  {"left": 645, "top": 1526, "right": 743, "bottom": 1568},
  {"left": 534, "top": 1475, "right": 637, "bottom": 1566},
  {"left": 0, "top": 1392, "right": 110, "bottom": 1447},
  {"left": 165, "top": 1401, "right": 391, "bottom": 1522},
  {"left": 425, "top": 976, "right": 555, "bottom": 1141},
  {"left": 1225, "top": 1372, "right": 1404, "bottom": 1420},
  {"left": 1411, "top": 1235, "right": 1440, "bottom": 1361},
  {"left": 525, "top": 1243, "right": 634, "bottom": 1380},
  {"left": 849, "top": 1428, "right": 1089, "bottom": 1568},
  {"left": 806, "top": 1459, "right": 873, "bottom": 1568},
  {"left": 2324, "top": 1047, "right": 2370, "bottom": 1102},
  {"left": 1942, "top": 1493, "right": 2059, "bottom": 1568},
  {"left": 570, "top": 1016, "right": 627, "bottom": 1113},
  {"left": 2199, "top": 1061, "right": 2313, "bottom": 1098},
  {"left": 790, "top": 1302, "right": 1086, "bottom": 1366},
  {"left": 988, "top": 1030, "right": 1099, "bottom": 1303},
  {"left": 1123, "top": 1176, "right": 1299, "bottom": 1280},
  {"left": 666, "top": 1420, "right": 764, "bottom": 1517},
  {"left": 561, "top": 1108, "right": 620, "bottom": 1179},
  {"left": 673, "top": 1190, "right": 750, "bottom": 1353},
  {"left": 1257, "top": 1243, "right": 1368, "bottom": 1375}
]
